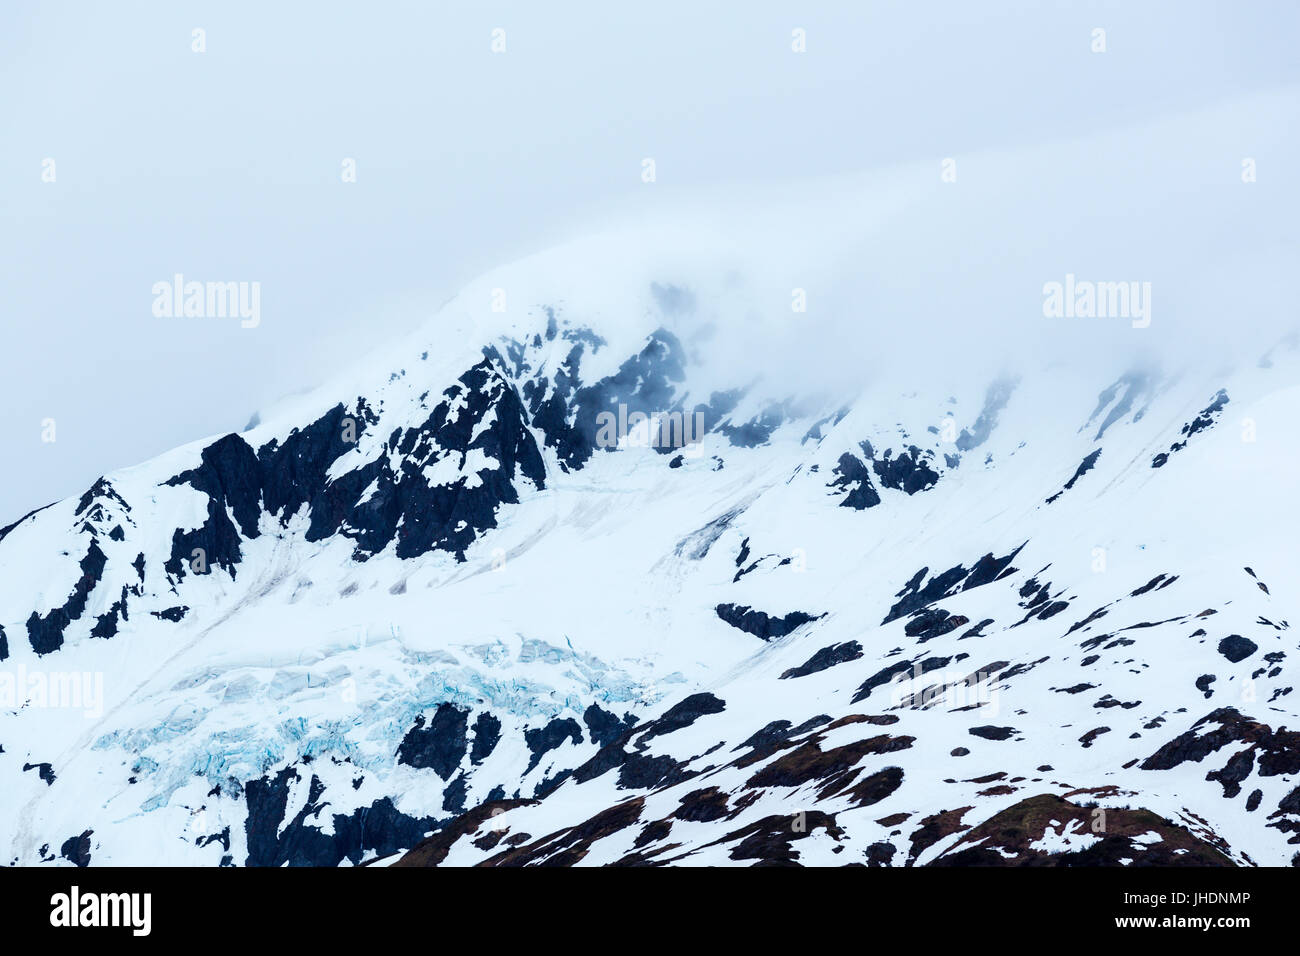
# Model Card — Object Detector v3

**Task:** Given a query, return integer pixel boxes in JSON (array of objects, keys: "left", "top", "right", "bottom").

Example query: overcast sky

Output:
[{"left": 2, "top": 0, "right": 1297, "bottom": 519}]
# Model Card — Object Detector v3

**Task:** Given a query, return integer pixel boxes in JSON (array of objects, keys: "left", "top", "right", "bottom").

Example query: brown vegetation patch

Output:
[
  {"left": 746, "top": 734, "right": 914, "bottom": 789},
  {"left": 929, "top": 794, "right": 1235, "bottom": 866},
  {"left": 480, "top": 797, "right": 646, "bottom": 867},
  {"left": 709, "top": 810, "right": 844, "bottom": 866},
  {"left": 394, "top": 798, "right": 536, "bottom": 867},
  {"left": 906, "top": 806, "right": 974, "bottom": 865}
]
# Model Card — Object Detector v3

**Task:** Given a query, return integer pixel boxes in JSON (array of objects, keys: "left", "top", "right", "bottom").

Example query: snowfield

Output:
[{"left": 2, "top": 91, "right": 1299, "bottom": 867}]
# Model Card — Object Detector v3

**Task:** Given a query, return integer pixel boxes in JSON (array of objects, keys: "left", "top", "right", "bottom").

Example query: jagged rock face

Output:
[
  {"left": 157, "top": 356, "right": 548, "bottom": 576},
  {"left": 301, "top": 360, "right": 548, "bottom": 561},
  {"left": 0, "top": 281, "right": 1297, "bottom": 868}
]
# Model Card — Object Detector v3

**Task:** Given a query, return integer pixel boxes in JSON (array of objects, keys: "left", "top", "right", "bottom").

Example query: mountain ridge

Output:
[{"left": 2, "top": 236, "right": 1298, "bottom": 866}]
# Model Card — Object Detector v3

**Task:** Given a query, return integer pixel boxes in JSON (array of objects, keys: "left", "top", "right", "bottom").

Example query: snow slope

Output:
[{"left": 2, "top": 94, "right": 1299, "bottom": 867}]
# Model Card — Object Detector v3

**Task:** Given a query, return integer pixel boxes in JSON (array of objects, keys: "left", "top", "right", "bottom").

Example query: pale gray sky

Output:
[{"left": 2, "top": 0, "right": 1297, "bottom": 519}]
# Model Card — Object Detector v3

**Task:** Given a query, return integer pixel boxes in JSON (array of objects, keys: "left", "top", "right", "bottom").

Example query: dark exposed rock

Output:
[
  {"left": 638, "top": 693, "right": 727, "bottom": 746},
  {"left": 570, "top": 693, "right": 725, "bottom": 790},
  {"left": 852, "top": 655, "right": 950, "bottom": 704},
  {"left": 524, "top": 717, "right": 584, "bottom": 773},
  {"left": 720, "top": 404, "right": 786, "bottom": 448},
  {"left": 905, "top": 608, "right": 969, "bottom": 642},
  {"left": 196, "top": 826, "right": 230, "bottom": 852},
  {"left": 583, "top": 704, "right": 637, "bottom": 749},
  {"left": 845, "top": 766, "right": 905, "bottom": 808},
  {"left": 24, "top": 762, "right": 56, "bottom": 785},
  {"left": 801, "top": 408, "right": 849, "bottom": 445},
  {"left": 525, "top": 328, "right": 688, "bottom": 471},
  {"left": 1207, "top": 747, "right": 1255, "bottom": 799},
  {"left": 907, "top": 806, "right": 974, "bottom": 866},
  {"left": 1088, "top": 372, "right": 1149, "bottom": 440},
  {"left": 673, "top": 787, "right": 731, "bottom": 823},
  {"left": 1183, "top": 389, "right": 1230, "bottom": 439},
  {"left": 396, "top": 703, "right": 470, "bottom": 779},
  {"left": 484, "top": 797, "right": 647, "bottom": 867},
  {"left": 1055, "top": 683, "right": 1095, "bottom": 694},
  {"left": 1078, "top": 727, "right": 1110, "bottom": 748},
  {"left": 959, "top": 618, "right": 995, "bottom": 640},
  {"left": 75, "top": 477, "right": 131, "bottom": 518},
  {"left": 1217, "top": 635, "right": 1258, "bottom": 663},
  {"left": 59, "top": 830, "right": 93, "bottom": 867},
  {"left": 828, "top": 452, "right": 881, "bottom": 510},
  {"left": 259, "top": 402, "right": 373, "bottom": 529},
  {"left": 715, "top": 603, "right": 824, "bottom": 641},
  {"left": 928, "top": 794, "right": 1233, "bottom": 866},
  {"left": 1130, "top": 574, "right": 1169, "bottom": 597},
  {"left": 968, "top": 725, "right": 1017, "bottom": 741},
  {"left": 616, "top": 753, "right": 687, "bottom": 791},
  {"left": 166, "top": 433, "right": 263, "bottom": 538},
  {"left": 830, "top": 439, "right": 942, "bottom": 507},
  {"left": 883, "top": 544, "right": 1023, "bottom": 624},
  {"left": 956, "top": 378, "right": 1017, "bottom": 451},
  {"left": 865, "top": 841, "right": 897, "bottom": 866},
  {"left": 780, "top": 641, "right": 864, "bottom": 679},
  {"left": 441, "top": 773, "right": 469, "bottom": 813},
  {"left": 746, "top": 733, "right": 913, "bottom": 789},
  {"left": 715, "top": 811, "right": 844, "bottom": 866},
  {"left": 89, "top": 586, "right": 130, "bottom": 639},
  {"left": 1151, "top": 389, "right": 1229, "bottom": 467},
  {"left": 1277, "top": 786, "right": 1300, "bottom": 815},
  {"left": 871, "top": 444, "right": 940, "bottom": 495},
  {"left": 245, "top": 765, "right": 438, "bottom": 867},
  {"left": 164, "top": 496, "right": 245, "bottom": 581},
  {"left": 146, "top": 352, "right": 553, "bottom": 586},
  {"left": 732, "top": 716, "right": 834, "bottom": 765},
  {"left": 328, "top": 363, "right": 545, "bottom": 561},
  {"left": 26, "top": 540, "right": 107, "bottom": 654},
  {"left": 470, "top": 712, "right": 501, "bottom": 765},
  {"left": 1066, "top": 605, "right": 1110, "bottom": 634},
  {"left": 1046, "top": 448, "right": 1102, "bottom": 504},
  {"left": 1142, "top": 708, "right": 1300, "bottom": 777},
  {"left": 633, "top": 819, "right": 674, "bottom": 849}
]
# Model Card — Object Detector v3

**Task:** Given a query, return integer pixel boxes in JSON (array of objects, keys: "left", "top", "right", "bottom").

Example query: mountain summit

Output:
[{"left": 3, "top": 232, "right": 1297, "bottom": 865}]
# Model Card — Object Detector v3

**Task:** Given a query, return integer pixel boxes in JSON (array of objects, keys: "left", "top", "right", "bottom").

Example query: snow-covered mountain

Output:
[
  {"left": 3, "top": 249, "right": 1297, "bottom": 865},
  {"left": 4, "top": 97, "right": 1299, "bottom": 866}
]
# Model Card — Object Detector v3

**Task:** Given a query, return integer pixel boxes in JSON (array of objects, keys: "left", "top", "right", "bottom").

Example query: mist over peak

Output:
[
  {"left": 4, "top": 2, "right": 1300, "bottom": 901},
  {"left": 361, "top": 85, "right": 1294, "bottom": 422}
]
